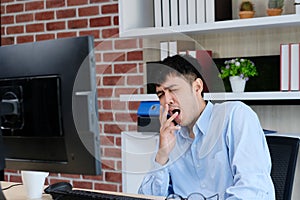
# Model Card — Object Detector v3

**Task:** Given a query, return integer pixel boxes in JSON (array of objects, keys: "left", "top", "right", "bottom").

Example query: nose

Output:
[{"left": 165, "top": 90, "right": 174, "bottom": 105}]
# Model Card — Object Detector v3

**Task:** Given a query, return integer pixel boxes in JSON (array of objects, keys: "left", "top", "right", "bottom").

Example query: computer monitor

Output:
[{"left": 0, "top": 36, "right": 101, "bottom": 175}]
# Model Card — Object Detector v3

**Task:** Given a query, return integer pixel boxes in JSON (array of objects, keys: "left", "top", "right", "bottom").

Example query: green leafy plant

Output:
[
  {"left": 268, "top": 0, "right": 284, "bottom": 9},
  {"left": 240, "top": 1, "right": 254, "bottom": 11},
  {"left": 219, "top": 58, "right": 258, "bottom": 81}
]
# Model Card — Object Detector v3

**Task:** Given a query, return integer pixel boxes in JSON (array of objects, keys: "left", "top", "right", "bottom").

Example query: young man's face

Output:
[{"left": 156, "top": 75, "right": 203, "bottom": 127}]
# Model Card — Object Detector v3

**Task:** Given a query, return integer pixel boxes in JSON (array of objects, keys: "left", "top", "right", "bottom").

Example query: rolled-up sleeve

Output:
[{"left": 138, "top": 161, "right": 170, "bottom": 197}]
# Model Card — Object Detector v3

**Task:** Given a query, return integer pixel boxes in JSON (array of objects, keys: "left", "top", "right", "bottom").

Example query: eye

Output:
[
  {"left": 157, "top": 94, "right": 164, "bottom": 99},
  {"left": 156, "top": 91, "right": 164, "bottom": 99},
  {"left": 168, "top": 88, "right": 178, "bottom": 94}
]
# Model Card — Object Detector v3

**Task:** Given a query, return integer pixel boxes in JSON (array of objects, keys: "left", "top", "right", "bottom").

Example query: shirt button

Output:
[{"left": 201, "top": 183, "right": 206, "bottom": 188}]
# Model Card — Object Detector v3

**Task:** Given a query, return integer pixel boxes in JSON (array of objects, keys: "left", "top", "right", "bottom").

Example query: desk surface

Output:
[
  {"left": 1, "top": 181, "right": 164, "bottom": 200},
  {"left": 1, "top": 181, "right": 50, "bottom": 200}
]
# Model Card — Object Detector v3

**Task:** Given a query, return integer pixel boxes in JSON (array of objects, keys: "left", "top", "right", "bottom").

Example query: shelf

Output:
[
  {"left": 120, "top": 92, "right": 300, "bottom": 102},
  {"left": 119, "top": 14, "right": 300, "bottom": 38},
  {"left": 204, "top": 91, "right": 300, "bottom": 101},
  {"left": 120, "top": 94, "right": 158, "bottom": 102}
]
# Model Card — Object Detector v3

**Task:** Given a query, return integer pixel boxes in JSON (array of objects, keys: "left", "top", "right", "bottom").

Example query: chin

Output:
[{"left": 177, "top": 121, "right": 184, "bottom": 126}]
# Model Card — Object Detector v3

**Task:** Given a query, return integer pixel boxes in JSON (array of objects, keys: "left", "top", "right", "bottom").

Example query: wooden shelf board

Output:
[
  {"left": 120, "top": 14, "right": 300, "bottom": 38},
  {"left": 204, "top": 91, "right": 300, "bottom": 100},
  {"left": 120, "top": 92, "right": 300, "bottom": 102}
]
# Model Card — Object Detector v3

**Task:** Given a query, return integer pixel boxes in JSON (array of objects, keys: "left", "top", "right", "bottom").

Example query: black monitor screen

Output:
[
  {"left": 0, "top": 76, "right": 62, "bottom": 137},
  {"left": 0, "top": 36, "right": 101, "bottom": 175}
]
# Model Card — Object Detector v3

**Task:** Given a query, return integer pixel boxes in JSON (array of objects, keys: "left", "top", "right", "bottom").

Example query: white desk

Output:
[
  {"left": 1, "top": 181, "right": 50, "bottom": 200},
  {"left": 1, "top": 181, "right": 163, "bottom": 200}
]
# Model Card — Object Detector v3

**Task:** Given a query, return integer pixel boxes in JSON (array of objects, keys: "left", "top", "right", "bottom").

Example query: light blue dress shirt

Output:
[{"left": 138, "top": 101, "right": 275, "bottom": 200}]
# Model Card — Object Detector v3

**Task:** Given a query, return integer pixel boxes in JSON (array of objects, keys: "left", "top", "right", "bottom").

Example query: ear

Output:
[{"left": 192, "top": 78, "right": 203, "bottom": 96}]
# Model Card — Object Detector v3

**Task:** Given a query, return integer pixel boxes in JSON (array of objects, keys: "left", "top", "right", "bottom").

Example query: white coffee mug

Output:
[{"left": 21, "top": 170, "right": 49, "bottom": 199}]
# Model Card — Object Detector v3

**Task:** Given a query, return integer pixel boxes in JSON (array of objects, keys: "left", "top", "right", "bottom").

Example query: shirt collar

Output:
[{"left": 193, "top": 101, "right": 213, "bottom": 136}]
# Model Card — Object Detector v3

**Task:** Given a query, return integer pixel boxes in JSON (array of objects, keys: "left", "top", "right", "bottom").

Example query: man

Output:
[{"left": 138, "top": 55, "right": 275, "bottom": 199}]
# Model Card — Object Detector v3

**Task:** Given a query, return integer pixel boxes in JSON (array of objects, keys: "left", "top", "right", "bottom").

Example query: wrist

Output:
[{"left": 155, "top": 153, "right": 169, "bottom": 166}]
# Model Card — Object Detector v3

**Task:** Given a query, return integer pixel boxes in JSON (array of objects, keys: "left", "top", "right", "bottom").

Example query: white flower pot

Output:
[{"left": 229, "top": 76, "right": 246, "bottom": 92}]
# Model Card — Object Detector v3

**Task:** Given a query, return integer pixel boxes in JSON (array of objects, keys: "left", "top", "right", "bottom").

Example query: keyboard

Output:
[{"left": 45, "top": 188, "right": 155, "bottom": 200}]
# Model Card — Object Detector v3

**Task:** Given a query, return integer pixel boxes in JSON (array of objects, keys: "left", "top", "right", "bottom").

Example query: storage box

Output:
[{"left": 137, "top": 101, "right": 160, "bottom": 132}]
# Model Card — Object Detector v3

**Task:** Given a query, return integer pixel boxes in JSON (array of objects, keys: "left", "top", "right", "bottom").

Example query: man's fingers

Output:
[
  {"left": 167, "top": 112, "right": 178, "bottom": 123},
  {"left": 159, "top": 104, "right": 169, "bottom": 122}
]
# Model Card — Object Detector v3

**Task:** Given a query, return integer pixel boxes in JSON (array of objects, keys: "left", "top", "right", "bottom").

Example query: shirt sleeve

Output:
[
  {"left": 225, "top": 103, "right": 275, "bottom": 199},
  {"left": 138, "top": 161, "right": 170, "bottom": 197}
]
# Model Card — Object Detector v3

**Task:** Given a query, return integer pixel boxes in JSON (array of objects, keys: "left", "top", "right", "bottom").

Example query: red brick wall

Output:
[{"left": 1, "top": 0, "right": 143, "bottom": 192}]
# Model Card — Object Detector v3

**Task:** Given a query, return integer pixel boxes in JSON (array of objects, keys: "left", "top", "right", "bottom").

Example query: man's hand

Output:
[{"left": 155, "top": 104, "right": 180, "bottom": 165}]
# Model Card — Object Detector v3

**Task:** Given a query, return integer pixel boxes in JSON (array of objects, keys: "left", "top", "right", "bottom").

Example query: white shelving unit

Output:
[
  {"left": 119, "top": 1, "right": 300, "bottom": 193},
  {"left": 120, "top": 92, "right": 300, "bottom": 102},
  {"left": 118, "top": 0, "right": 300, "bottom": 124},
  {"left": 120, "top": 94, "right": 158, "bottom": 102},
  {"left": 119, "top": 0, "right": 300, "bottom": 38},
  {"left": 120, "top": 14, "right": 300, "bottom": 37},
  {"left": 204, "top": 91, "right": 300, "bottom": 101}
]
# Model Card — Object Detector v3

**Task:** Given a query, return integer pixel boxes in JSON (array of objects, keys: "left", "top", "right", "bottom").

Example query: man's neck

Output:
[
  {"left": 187, "top": 100, "right": 207, "bottom": 139},
  {"left": 189, "top": 132, "right": 195, "bottom": 139}
]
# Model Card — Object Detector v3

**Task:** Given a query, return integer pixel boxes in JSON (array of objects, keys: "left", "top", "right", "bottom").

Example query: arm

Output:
[
  {"left": 138, "top": 104, "right": 180, "bottom": 196},
  {"left": 225, "top": 103, "right": 275, "bottom": 199},
  {"left": 138, "top": 163, "right": 170, "bottom": 196},
  {"left": 155, "top": 104, "right": 180, "bottom": 165}
]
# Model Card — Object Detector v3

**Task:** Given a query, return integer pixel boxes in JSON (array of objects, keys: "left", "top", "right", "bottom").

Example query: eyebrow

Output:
[{"left": 156, "top": 84, "right": 177, "bottom": 95}]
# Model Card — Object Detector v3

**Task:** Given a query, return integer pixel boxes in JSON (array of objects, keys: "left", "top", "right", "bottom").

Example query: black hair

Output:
[{"left": 147, "top": 54, "right": 208, "bottom": 93}]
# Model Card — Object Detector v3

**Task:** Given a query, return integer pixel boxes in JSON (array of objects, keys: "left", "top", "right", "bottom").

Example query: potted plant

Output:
[
  {"left": 267, "top": 0, "right": 284, "bottom": 16},
  {"left": 239, "top": 1, "right": 255, "bottom": 19},
  {"left": 219, "top": 58, "right": 258, "bottom": 92}
]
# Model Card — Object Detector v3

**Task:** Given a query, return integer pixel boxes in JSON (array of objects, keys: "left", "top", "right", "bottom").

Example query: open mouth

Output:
[
  {"left": 167, "top": 108, "right": 181, "bottom": 125},
  {"left": 170, "top": 109, "right": 180, "bottom": 125},
  {"left": 172, "top": 109, "right": 180, "bottom": 115}
]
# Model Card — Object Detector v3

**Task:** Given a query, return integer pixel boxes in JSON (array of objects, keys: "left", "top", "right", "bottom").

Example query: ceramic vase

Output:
[
  {"left": 266, "top": 8, "right": 283, "bottom": 16},
  {"left": 239, "top": 11, "right": 255, "bottom": 19},
  {"left": 229, "top": 76, "right": 246, "bottom": 92}
]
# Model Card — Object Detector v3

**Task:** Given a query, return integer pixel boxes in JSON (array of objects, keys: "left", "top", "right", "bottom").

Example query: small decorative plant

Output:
[
  {"left": 267, "top": 0, "right": 284, "bottom": 16},
  {"left": 219, "top": 58, "right": 258, "bottom": 81},
  {"left": 239, "top": 1, "right": 255, "bottom": 18},
  {"left": 268, "top": 0, "right": 284, "bottom": 9},
  {"left": 240, "top": 1, "right": 254, "bottom": 11}
]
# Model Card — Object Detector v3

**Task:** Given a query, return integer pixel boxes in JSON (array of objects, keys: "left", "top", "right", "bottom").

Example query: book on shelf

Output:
[
  {"left": 290, "top": 43, "right": 300, "bottom": 91},
  {"left": 169, "top": 40, "right": 195, "bottom": 57},
  {"left": 170, "top": 0, "right": 179, "bottom": 26},
  {"left": 186, "top": 50, "right": 213, "bottom": 75},
  {"left": 178, "top": 0, "right": 188, "bottom": 25},
  {"left": 280, "top": 44, "right": 290, "bottom": 91},
  {"left": 168, "top": 41, "right": 178, "bottom": 57},
  {"left": 187, "top": 49, "right": 213, "bottom": 57},
  {"left": 205, "top": 0, "right": 232, "bottom": 22},
  {"left": 162, "top": 0, "right": 170, "bottom": 27},
  {"left": 186, "top": 50, "right": 213, "bottom": 92},
  {"left": 189, "top": 50, "right": 213, "bottom": 90},
  {"left": 160, "top": 41, "right": 169, "bottom": 61},
  {"left": 154, "top": 0, "right": 162, "bottom": 27},
  {"left": 160, "top": 40, "right": 195, "bottom": 60},
  {"left": 179, "top": 49, "right": 213, "bottom": 67},
  {"left": 214, "top": 0, "right": 232, "bottom": 21},
  {"left": 196, "top": 0, "right": 206, "bottom": 23},
  {"left": 187, "top": 0, "right": 197, "bottom": 24},
  {"left": 205, "top": 0, "right": 215, "bottom": 23}
]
